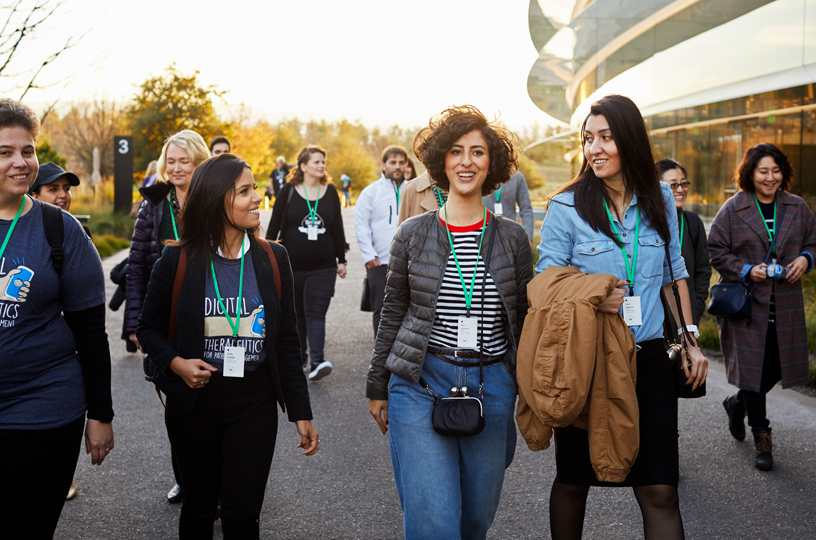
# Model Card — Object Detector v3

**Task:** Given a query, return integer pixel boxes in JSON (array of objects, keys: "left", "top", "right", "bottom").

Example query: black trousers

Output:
[
  {"left": 738, "top": 322, "right": 781, "bottom": 432},
  {"left": 166, "top": 369, "right": 278, "bottom": 539},
  {"left": 0, "top": 415, "right": 84, "bottom": 539},
  {"left": 293, "top": 267, "right": 337, "bottom": 367},
  {"left": 366, "top": 264, "right": 388, "bottom": 338}
]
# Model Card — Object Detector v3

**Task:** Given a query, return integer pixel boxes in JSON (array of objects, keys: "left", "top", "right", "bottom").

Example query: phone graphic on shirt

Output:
[
  {"left": 251, "top": 305, "right": 265, "bottom": 337},
  {"left": 5, "top": 265, "right": 34, "bottom": 299}
]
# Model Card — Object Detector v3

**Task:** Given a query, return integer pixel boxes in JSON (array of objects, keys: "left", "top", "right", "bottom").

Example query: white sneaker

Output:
[{"left": 308, "top": 361, "right": 333, "bottom": 381}]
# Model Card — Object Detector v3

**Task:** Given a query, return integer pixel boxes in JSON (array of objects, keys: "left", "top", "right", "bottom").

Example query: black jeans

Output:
[
  {"left": 366, "top": 264, "right": 388, "bottom": 338},
  {"left": 0, "top": 415, "right": 84, "bottom": 540},
  {"left": 166, "top": 368, "right": 278, "bottom": 539},
  {"left": 738, "top": 322, "right": 781, "bottom": 432},
  {"left": 293, "top": 267, "right": 337, "bottom": 367}
]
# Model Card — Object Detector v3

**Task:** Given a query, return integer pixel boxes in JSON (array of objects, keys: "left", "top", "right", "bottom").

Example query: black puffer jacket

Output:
[
  {"left": 125, "top": 182, "right": 173, "bottom": 334},
  {"left": 366, "top": 210, "right": 534, "bottom": 400}
]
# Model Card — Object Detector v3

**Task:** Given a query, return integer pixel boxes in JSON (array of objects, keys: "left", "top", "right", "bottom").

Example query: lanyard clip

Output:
[{"left": 628, "top": 284, "right": 634, "bottom": 297}]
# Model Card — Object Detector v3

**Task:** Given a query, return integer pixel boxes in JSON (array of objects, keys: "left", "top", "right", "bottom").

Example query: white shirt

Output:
[{"left": 353, "top": 174, "right": 404, "bottom": 265}]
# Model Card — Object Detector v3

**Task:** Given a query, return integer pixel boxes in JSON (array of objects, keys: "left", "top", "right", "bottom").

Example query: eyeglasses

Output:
[{"left": 669, "top": 181, "right": 691, "bottom": 191}]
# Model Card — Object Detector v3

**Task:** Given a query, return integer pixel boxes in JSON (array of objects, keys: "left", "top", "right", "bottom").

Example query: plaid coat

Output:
[{"left": 708, "top": 191, "right": 816, "bottom": 391}]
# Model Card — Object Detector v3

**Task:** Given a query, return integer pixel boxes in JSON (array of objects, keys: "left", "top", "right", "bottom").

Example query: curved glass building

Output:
[{"left": 527, "top": 0, "right": 816, "bottom": 216}]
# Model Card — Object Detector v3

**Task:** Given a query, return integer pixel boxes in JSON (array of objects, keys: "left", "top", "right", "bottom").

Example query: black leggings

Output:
[
  {"left": 0, "top": 415, "right": 84, "bottom": 540},
  {"left": 166, "top": 369, "right": 278, "bottom": 539},
  {"left": 738, "top": 322, "right": 781, "bottom": 432},
  {"left": 293, "top": 267, "right": 337, "bottom": 367}
]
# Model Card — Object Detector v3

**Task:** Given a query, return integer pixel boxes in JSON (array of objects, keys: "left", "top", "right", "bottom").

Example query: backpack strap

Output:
[
  {"left": 168, "top": 248, "right": 187, "bottom": 343},
  {"left": 41, "top": 202, "right": 65, "bottom": 276},
  {"left": 258, "top": 240, "right": 281, "bottom": 301}
]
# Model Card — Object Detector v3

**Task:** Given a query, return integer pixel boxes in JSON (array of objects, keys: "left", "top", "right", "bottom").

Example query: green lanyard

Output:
[
  {"left": 441, "top": 205, "right": 487, "bottom": 313},
  {"left": 210, "top": 234, "right": 246, "bottom": 339},
  {"left": 494, "top": 186, "right": 502, "bottom": 203},
  {"left": 304, "top": 184, "right": 321, "bottom": 225},
  {"left": 394, "top": 182, "right": 400, "bottom": 208},
  {"left": 168, "top": 192, "right": 179, "bottom": 240},
  {"left": 679, "top": 213, "right": 685, "bottom": 248},
  {"left": 754, "top": 196, "right": 777, "bottom": 251},
  {"left": 434, "top": 184, "right": 444, "bottom": 208},
  {"left": 0, "top": 196, "right": 25, "bottom": 262},
  {"left": 603, "top": 199, "right": 640, "bottom": 296}
]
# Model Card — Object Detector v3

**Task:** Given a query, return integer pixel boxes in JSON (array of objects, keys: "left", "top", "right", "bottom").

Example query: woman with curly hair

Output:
[
  {"left": 367, "top": 105, "right": 533, "bottom": 539},
  {"left": 710, "top": 143, "right": 816, "bottom": 471}
]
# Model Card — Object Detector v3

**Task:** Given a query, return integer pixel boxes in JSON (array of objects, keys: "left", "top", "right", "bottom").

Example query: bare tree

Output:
[{"left": 0, "top": 1, "right": 96, "bottom": 119}]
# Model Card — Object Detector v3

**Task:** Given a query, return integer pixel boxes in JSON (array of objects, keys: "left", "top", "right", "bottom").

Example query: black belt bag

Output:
[{"left": 419, "top": 215, "right": 497, "bottom": 437}]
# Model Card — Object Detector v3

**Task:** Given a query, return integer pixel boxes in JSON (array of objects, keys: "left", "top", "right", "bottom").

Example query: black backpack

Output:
[{"left": 41, "top": 202, "right": 65, "bottom": 276}]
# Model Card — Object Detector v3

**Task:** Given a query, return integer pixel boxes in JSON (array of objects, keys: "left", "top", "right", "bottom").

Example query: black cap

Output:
[{"left": 29, "top": 162, "right": 80, "bottom": 194}]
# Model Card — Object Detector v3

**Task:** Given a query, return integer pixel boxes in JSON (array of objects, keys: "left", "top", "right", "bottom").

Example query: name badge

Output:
[
  {"left": 457, "top": 315, "right": 478, "bottom": 348},
  {"left": 494, "top": 202, "right": 503, "bottom": 215},
  {"left": 307, "top": 225, "right": 318, "bottom": 241},
  {"left": 223, "top": 345, "right": 245, "bottom": 378},
  {"left": 622, "top": 296, "right": 643, "bottom": 327}
]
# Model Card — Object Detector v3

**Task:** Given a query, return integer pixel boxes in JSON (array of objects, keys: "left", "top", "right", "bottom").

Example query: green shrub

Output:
[
  {"left": 698, "top": 312, "right": 720, "bottom": 350},
  {"left": 87, "top": 212, "right": 135, "bottom": 240},
  {"left": 93, "top": 234, "right": 130, "bottom": 259}
]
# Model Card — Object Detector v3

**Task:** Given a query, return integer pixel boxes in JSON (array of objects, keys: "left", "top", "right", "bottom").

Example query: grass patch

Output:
[{"left": 93, "top": 234, "right": 130, "bottom": 259}]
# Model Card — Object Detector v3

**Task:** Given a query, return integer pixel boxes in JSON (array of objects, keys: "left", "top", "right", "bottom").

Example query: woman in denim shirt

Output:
[{"left": 536, "top": 95, "right": 708, "bottom": 540}]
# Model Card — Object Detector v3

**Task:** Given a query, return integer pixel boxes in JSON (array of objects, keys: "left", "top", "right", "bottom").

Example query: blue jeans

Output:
[{"left": 387, "top": 351, "right": 517, "bottom": 540}]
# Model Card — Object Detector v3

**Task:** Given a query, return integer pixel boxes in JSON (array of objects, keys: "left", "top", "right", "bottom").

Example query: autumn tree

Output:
[{"left": 127, "top": 64, "right": 227, "bottom": 170}]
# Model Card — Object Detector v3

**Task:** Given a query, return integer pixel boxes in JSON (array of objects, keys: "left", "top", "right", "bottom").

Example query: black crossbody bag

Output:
[
  {"left": 707, "top": 204, "right": 786, "bottom": 325},
  {"left": 419, "top": 215, "right": 497, "bottom": 437}
]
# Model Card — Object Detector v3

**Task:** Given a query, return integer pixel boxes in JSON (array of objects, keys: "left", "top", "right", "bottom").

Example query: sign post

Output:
[{"left": 113, "top": 136, "right": 133, "bottom": 213}]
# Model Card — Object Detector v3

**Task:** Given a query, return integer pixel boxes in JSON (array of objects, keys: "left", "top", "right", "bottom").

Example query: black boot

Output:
[
  {"left": 753, "top": 428, "right": 774, "bottom": 471},
  {"left": 723, "top": 394, "right": 746, "bottom": 441}
]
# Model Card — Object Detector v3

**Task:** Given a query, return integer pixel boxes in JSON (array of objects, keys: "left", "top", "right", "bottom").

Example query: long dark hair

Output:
[
  {"left": 553, "top": 94, "right": 669, "bottom": 246},
  {"left": 170, "top": 153, "right": 256, "bottom": 260},
  {"left": 735, "top": 143, "right": 793, "bottom": 193}
]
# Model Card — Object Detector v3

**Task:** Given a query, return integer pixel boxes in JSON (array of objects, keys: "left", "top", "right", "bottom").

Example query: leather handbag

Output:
[
  {"left": 663, "top": 244, "right": 706, "bottom": 399},
  {"left": 419, "top": 214, "right": 497, "bottom": 437},
  {"left": 707, "top": 204, "right": 786, "bottom": 324}
]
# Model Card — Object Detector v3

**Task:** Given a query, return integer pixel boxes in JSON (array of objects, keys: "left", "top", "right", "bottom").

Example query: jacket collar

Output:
[
  {"left": 734, "top": 190, "right": 795, "bottom": 250},
  {"left": 140, "top": 181, "right": 173, "bottom": 205}
]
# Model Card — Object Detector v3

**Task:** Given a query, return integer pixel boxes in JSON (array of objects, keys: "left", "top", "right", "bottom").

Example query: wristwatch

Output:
[{"left": 677, "top": 325, "right": 699, "bottom": 339}]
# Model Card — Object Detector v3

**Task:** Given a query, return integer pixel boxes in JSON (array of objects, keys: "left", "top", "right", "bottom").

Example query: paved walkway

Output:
[{"left": 56, "top": 208, "right": 816, "bottom": 539}]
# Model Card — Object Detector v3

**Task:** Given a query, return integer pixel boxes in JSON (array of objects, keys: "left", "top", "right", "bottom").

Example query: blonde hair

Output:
[
  {"left": 156, "top": 130, "right": 210, "bottom": 183},
  {"left": 144, "top": 160, "right": 158, "bottom": 180}
]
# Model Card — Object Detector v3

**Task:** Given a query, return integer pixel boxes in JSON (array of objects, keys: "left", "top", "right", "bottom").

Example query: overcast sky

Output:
[{"left": 10, "top": 0, "right": 560, "bottom": 131}]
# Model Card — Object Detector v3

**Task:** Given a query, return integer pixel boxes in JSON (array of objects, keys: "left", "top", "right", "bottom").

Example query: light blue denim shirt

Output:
[{"left": 535, "top": 182, "right": 689, "bottom": 343}]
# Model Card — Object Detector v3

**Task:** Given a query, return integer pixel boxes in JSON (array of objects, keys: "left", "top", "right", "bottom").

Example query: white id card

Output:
[
  {"left": 494, "top": 202, "right": 503, "bottom": 215},
  {"left": 307, "top": 225, "right": 318, "bottom": 241},
  {"left": 622, "top": 296, "right": 643, "bottom": 327},
  {"left": 457, "top": 315, "right": 478, "bottom": 348},
  {"left": 223, "top": 345, "right": 246, "bottom": 378}
]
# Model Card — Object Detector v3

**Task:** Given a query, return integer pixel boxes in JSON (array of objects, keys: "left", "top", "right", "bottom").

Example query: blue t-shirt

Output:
[
  {"left": 203, "top": 249, "right": 267, "bottom": 372},
  {"left": 0, "top": 198, "right": 106, "bottom": 429}
]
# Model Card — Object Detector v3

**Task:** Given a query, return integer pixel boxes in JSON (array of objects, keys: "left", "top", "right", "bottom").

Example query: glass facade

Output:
[{"left": 527, "top": 0, "right": 816, "bottom": 217}]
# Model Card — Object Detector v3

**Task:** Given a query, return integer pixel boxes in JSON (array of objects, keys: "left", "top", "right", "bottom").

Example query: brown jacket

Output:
[
  {"left": 398, "top": 172, "right": 440, "bottom": 224},
  {"left": 516, "top": 266, "right": 639, "bottom": 483},
  {"left": 708, "top": 190, "right": 816, "bottom": 391}
]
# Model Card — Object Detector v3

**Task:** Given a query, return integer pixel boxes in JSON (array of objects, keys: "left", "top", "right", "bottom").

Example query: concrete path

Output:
[{"left": 56, "top": 208, "right": 816, "bottom": 539}]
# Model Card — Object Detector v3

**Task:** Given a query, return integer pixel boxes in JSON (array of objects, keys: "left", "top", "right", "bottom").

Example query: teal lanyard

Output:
[
  {"left": 754, "top": 196, "right": 777, "bottom": 251},
  {"left": 304, "top": 184, "right": 321, "bottom": 225},
  {"left": 494, "top": 186, "right": 502, "bottom": 203},
  {"left": 394, "top": 182, "right": 400, "bottom": 208},
  {"left": 168, "top": 192, "right": 179, "bottom": 240},
  {"left": 210, "top": 235, "right": 245, "bottom": 339},
  {"left": 679, "top": 213, "right": 684, "bottom": 248},
  {"left": 0, "top": 196, "right": 25, "bottom": 262},
  {"left": 441, "top": 205, "right": 488, "bottom": 313},
  {"left": 603, "top": 199, "right": 640, "bottom": 296},
  {"left": 434, "top": 184, "right": 444, "bottom": 208}
]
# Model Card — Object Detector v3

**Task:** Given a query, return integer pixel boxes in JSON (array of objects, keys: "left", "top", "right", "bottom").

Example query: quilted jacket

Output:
[
  {"left": 125, "top": 182, "right": 173, "bottom": 334},
  {"left": 365, "top": 210, "right": 533, "bottom": 400}
]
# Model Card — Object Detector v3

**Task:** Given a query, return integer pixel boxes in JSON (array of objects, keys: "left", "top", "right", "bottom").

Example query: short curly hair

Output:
[
  {"left": 735, "top": 143, "right": 793, "bottom": 193},
  {"left": 413, "top": 105, "right": 519, "bottom": 196},
  {"left": 0, "top": 98, "right": 40, "bottom": 141}
]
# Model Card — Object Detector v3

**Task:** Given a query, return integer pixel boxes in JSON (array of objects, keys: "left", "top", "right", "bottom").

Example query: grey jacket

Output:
[
  {"left": 366, "top": 210, "right": 534, "bottom": 400},
  {"left": 482, "top": 171, "right": 535, "bottom": 242}
]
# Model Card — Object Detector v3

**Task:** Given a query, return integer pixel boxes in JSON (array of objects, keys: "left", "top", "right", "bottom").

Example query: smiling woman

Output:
[{"left": 136, "top": 153, "right": 318, "bottom": 537}]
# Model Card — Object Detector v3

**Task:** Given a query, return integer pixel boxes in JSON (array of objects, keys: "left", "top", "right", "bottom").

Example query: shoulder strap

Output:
[
  {"left": 168, "top": 249, "right": 187, "bottom": 343},
  {"left": 41, "top": 202, "right": 65, "bottom": 276},
  {"left": 274, "top": 183, "right": 296, "bottom": 242},
  {"left": 258, "top": 240, "right": 282, "bottom": 300}
]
